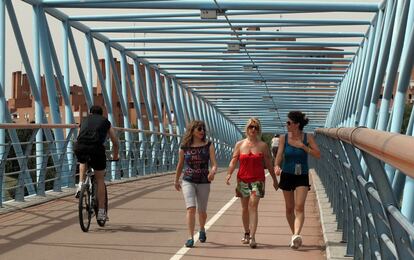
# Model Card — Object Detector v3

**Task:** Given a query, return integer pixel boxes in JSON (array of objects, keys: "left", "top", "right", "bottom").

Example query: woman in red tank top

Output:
[{"left": 226, "top": 118, "right": 278, "bottom": 248}]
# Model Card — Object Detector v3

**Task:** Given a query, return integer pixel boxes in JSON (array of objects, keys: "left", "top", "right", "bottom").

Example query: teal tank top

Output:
[{"left": 282, "top": 133, "right": 309, "bottom": 175}]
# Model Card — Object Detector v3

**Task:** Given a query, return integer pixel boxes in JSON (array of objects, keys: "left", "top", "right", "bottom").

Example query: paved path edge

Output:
[{"left": 310, "top": 169, "right": 352, "bottom": 260}]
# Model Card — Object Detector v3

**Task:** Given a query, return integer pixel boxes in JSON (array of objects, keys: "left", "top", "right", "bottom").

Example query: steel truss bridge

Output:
[{"left": 0, "top": 0, "right": 414, "bottom": 259}]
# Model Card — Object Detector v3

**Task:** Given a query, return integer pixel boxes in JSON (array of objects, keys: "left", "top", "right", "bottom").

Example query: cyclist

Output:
[{"left": 74, "top": 105, "right": 119, "bottom": 221}]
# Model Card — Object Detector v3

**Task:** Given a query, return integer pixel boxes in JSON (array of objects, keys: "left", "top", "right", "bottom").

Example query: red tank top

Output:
[{"left": 237, "top": 152, "right": 265, "bottom": 183}]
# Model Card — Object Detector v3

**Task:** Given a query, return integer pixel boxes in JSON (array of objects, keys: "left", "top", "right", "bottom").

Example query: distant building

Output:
[{"left": 7, "top": 59, "right": 171, "bottom": 130}]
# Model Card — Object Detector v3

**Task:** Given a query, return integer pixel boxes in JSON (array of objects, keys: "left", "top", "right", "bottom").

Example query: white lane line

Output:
[
  {"left": 170, "top": 173, "right": 271, "bottom": 260},
  {"left": 170, "top": 196, "right": 239, "bottom": 260}
]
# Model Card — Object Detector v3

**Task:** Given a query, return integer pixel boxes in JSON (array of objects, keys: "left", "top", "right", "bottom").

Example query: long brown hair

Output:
[{"left": 181, "top": 120, "right": 207, "bottom": 147}]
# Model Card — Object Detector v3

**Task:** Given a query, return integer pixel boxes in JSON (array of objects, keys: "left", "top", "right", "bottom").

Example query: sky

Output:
[{"left": 3, "top": 0, "right": 380, "bottom": 98}]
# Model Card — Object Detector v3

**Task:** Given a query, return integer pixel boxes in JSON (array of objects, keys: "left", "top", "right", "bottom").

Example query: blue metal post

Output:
[
  {"left": 397, "top": 0, "right": 414, "bottom": 222},
  {"left": 377, "top": 0, "right": 410, "bottom": 131},
  {"left": 359, "top": 10, "right": 385, "bottom": 127},
  {"left": 178, "top": 83, "right": 189, "bottom": 126},
  {"left": 168, "top": 78, "right": 182, "bottom": 136},
  {"left": 0, "top": 0, "right": 4, "bottom": 204},
  {"left": 62, "top": 20, "right": 74, "bottom": 187},
  {"left": 120, "top": 53, "right": 132, "bottom": 177},
  {"left": 67, "top": 27, "right": 93, "bottom": 109},
  {"left": 85, "top": 32, "right": 93, "bottom": 102},
  {"left": 33, "top": 5, "right": 44, "bottom": 191},
  {"left": 366, "top": 0, "right": 397, "bottom": 129},
  {"left": 162, "top": 77, "right": 175, "bottom": 136},
  {"left": 38, "top": 9, "right": 66, "bottom": 189},
  {"left": 172, "top": 79, "right": 186, "bottom": 132}
]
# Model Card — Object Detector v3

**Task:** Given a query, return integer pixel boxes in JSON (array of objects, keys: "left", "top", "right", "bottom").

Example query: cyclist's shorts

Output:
[{"left": 74, "top": 143, "right": 106, "bottom": 171}]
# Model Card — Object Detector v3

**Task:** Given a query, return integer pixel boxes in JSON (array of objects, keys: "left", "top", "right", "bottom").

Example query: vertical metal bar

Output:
[
  {"left": 172, "top": 79, "right": 186, "bottom": 134},
  {"left": 123, "top": 58, "right": 142, "bottom": 177},
  {"left": 350, "top": 41, "right": 368, "bottom": 126},
  {"left": 155, "top": 71, "right": 167, "bottom": 170},
  {"left": 178, "top": 83, "right": 189, "bottom": 126},
  {"left": 34, "top": 5, "right": 47, "bottom": 190},
  {"left": 377, "top": 0, "right": 410, "bottom": 131},
  {"left": 398, "top": 0, "right": 414, "bottom": 222},
  {"left": 106, "top": 44, "right": 131, "bottom": 179},
  {"left": 192, "top": 93, "right": 200, "bottom": 121},
  {"left": 67, "top": 27, "right": 93, "bottom": 109},
  {"left": 144, "top": 64, "right": 156, "bottom": 171},
  {"left": 85, "top": 32, "right": 93, "bottom": 102},
  {"left": 154, "top": 70, "right": 166, "bottom": 134},
  {"left": 132, "top": 60, "right": 145, "bottom": 174},
  {"left": 62, "top": 20, "right": 74, "bottom": 187},
  {"left": 366, "top": 0, "right": 397, "bottom": 128},
  {"left": 4, "top": 0, "right": 54, "bottom": 195},
  {"left": 359, "top": 8, "right": 386, "bottom": 127},
  {"left": 120, "top": 52, "right": 132, "bottom": 177},
  {"left": 38, "top": 9, "right": 67, "bottom": 190},
  {"left": 162, "top": 77, "right": 175, "bottom": 136},
  {"left": 0, "top": 0, "right": 4, "bottom": 204}
]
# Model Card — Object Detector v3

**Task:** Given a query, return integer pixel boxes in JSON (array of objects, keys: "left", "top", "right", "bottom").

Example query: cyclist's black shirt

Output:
[
  {"left": 78, "top": 114, "right": 111, "bottom": 145},
  {"left": 74, "top": 114, "right": 111, "bottom": 171}
]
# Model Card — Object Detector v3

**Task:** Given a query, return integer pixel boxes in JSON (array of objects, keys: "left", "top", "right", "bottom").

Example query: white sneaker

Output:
[
  {"left": 290, "top": 235, "right": 302, "bottom": 249},
  {"left": 97, "top": 209, "right": 106, "bottom": 221},
  {"left": 75, "top": 182, "right": 83, "bottom": 198}
]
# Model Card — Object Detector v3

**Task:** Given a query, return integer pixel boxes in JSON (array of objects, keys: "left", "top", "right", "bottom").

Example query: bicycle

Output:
[{"left": 78, "top": 159, "right": 117, "bottom": 232}]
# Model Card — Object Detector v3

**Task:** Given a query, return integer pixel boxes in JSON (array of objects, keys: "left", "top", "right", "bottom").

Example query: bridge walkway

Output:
[{"left": 0, "top": 170, "right": 325, "bottom": 260}]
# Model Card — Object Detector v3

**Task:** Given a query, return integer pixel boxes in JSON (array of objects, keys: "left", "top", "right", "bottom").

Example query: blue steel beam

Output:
[
  {"left": 40, "top": 1, "right": 380, "bottom": 12},
  {"left": 91, "top": 21, "right": 371, "bottom": 32},
  {"left": 91, "top": 17, "right": 371, "bottom": 25},
  {"left": 111, "top": 30, "right": 364, "bottom": 37},
  {"left": 68, "top": 10, "right": 315, "bottom": 21}
]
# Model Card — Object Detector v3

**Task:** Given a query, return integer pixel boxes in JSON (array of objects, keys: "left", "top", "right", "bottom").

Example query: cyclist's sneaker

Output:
[
  {"left": 199, "top": 230, "right": 206, "bottom": 243},
  {"left": 185, "top": 238, "right": 194, "bottom": 248},
  {"left": 97, "top": 208, "right": 106, "bottom": 221},
  {"left": 75, "top": 182, "right": 83, "bottom": 198}
]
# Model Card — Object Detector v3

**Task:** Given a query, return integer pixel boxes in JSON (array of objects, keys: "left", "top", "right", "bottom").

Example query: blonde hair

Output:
[
  {"left": 244, "top": 117, "right": 262, "bottom": 136},
  {"left": 181, "top": 120, "right": 207, "bottom": 147}
]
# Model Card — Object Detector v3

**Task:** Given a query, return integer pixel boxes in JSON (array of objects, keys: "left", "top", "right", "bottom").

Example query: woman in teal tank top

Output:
[{"left": 274, "top": 111, "right": 321, "bottom": 250}]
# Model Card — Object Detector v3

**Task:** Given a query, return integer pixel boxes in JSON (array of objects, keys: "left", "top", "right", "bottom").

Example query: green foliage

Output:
[{"left": 261, "top": 133, "right": 274, "bottom": 148}]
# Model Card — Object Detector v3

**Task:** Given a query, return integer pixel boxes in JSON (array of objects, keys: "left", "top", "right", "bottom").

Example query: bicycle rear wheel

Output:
[
  {"left": 79, "top": 184, "right": 92, "bottom": 232},
  {"left": 97, "top": 184, "right": 108, "bottom": 227}
]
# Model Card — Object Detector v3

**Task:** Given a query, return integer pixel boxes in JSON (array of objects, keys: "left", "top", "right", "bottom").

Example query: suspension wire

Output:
[{"left": 213, "top": 0, "right": 284, "bottom": 133}]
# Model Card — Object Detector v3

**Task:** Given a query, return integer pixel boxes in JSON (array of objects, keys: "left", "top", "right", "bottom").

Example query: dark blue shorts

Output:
[{"left": 278, "top": 172, "right": 310, "bottom": 191}]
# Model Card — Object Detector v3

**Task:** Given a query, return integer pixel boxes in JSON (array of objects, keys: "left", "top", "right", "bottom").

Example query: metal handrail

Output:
[{"left": 316, "top": 127, "right": 414, "bottom": 178}]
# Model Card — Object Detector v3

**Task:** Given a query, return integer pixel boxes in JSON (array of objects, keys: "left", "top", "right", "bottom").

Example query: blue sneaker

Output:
[
  {"left": 199, "top": 230, "right": 207, "bottom": 243},
  {"left": 185, "top": 238, "right": 194, "bottom": 248}
]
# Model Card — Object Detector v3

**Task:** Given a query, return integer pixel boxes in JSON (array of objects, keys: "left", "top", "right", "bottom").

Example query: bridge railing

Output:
[
  {"left": 0, "top": 124, "right": 233, "bottom": 208},
  {"left": 315, "top": 127, "right": 414, "bottom": 260}
]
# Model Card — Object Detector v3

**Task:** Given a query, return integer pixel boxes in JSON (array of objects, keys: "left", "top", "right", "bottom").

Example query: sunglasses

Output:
[
  {"left": 248, "top": 125, "right": 259, "bottom": 131},
  {"left": 286, "top": 121, "right": 296, "bottom": 126},
  {"left": 195, "top": 126, "right": 205, "bottom": 132}
]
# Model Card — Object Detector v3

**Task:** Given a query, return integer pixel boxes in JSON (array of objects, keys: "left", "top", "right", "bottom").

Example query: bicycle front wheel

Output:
[{"left": 79, "top": 184, "right": 92, "bottom": 232}]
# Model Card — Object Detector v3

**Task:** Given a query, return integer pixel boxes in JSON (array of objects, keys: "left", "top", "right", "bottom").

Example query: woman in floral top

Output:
[{"left": 174, "top": 120, "right": 217, "bottom": 248}]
